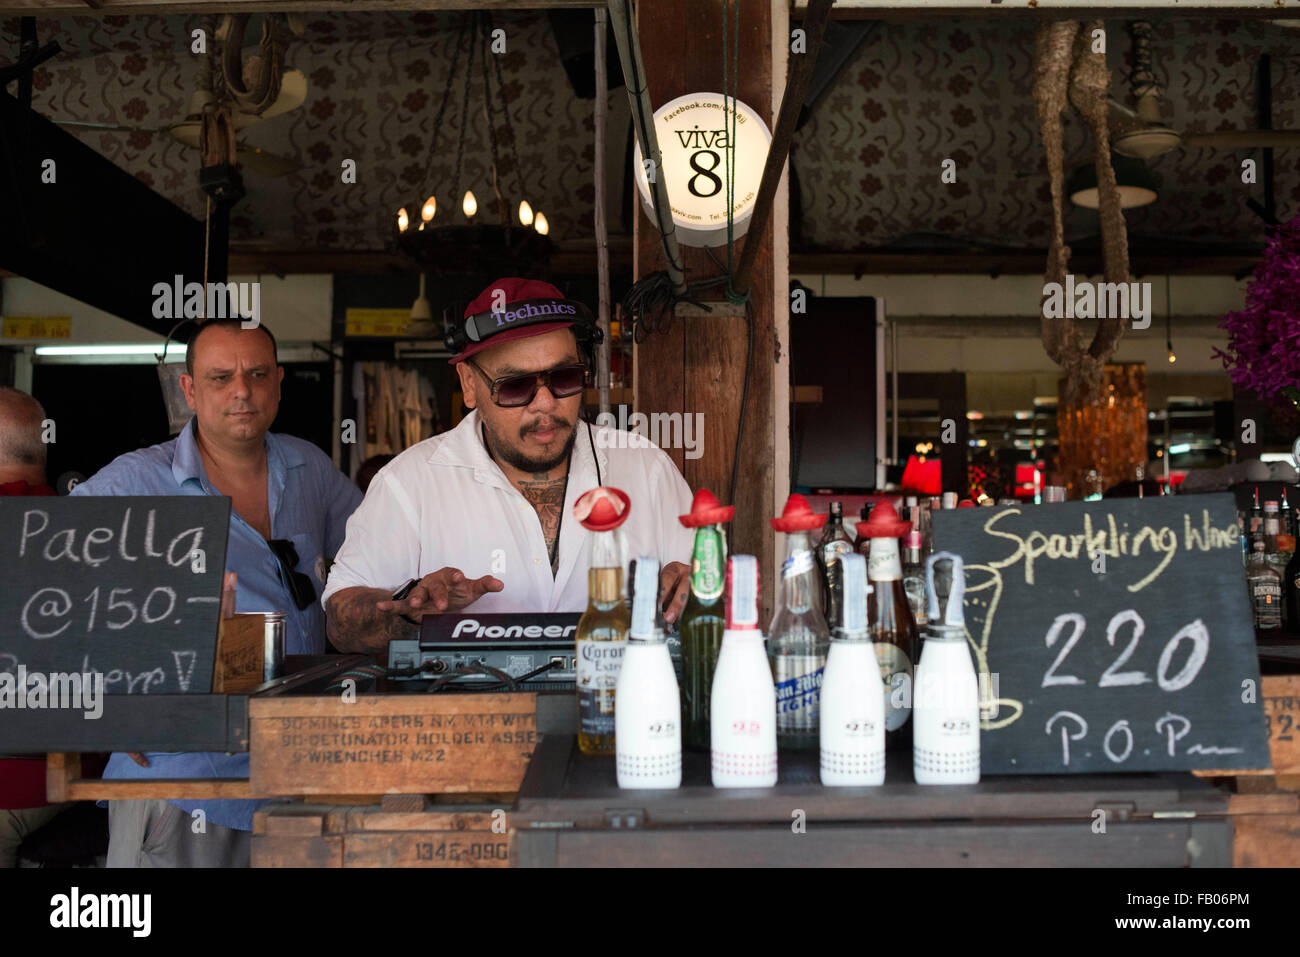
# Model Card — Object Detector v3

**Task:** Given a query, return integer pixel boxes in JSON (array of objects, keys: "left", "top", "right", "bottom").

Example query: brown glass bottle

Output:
[{"left": 865, "top": 533, "right": 919, "bottom": 751}]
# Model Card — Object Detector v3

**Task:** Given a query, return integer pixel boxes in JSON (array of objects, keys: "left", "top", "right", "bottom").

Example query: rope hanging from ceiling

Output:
[{"left": 1033, "top": 19, "right": 1132, "bottom": 407}]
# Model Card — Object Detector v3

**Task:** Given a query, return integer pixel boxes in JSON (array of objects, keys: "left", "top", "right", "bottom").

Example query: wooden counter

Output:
[{"left": 510, "top": 736, "right": 1234, "bottom": 867}]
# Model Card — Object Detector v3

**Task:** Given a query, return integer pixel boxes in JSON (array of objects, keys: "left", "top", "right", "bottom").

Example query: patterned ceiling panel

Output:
[
  {"left": 4, "top": 11, "right": 596, "bottom": 249},
  {"left": 4, "top": 13, "right": 1298, "bottom": 253},
  {"left": 795, "top": 17, "right": 1300, "bottom": 248}
]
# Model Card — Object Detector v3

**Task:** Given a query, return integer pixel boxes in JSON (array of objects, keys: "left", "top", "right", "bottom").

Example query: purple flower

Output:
[{"left": 1215, "top": 212, "right": 1300, "bottom": 403}]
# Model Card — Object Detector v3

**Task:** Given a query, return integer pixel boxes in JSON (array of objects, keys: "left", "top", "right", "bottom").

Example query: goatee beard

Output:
[{"left": 483, "top": 418, "right": 577, "bottom": 475}]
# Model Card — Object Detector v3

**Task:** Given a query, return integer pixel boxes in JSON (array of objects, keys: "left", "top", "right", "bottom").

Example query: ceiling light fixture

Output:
[
  {"left": 392, "top": 11, "right": 552, "bottom": 277},
  {"left": 1068, "top": 154, "right": 1160, "bottom": 209}
]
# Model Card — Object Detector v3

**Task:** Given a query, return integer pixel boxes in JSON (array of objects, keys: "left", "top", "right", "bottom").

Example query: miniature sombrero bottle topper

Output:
[
  {"left": 770, "top": 493, "right": 827, "bottom": 533},
  {"left": 574, "top": 486, "right": 631, "bottom": 532},
  {"left": 679, "top": 488, "right": 735, "bottom": 527}
]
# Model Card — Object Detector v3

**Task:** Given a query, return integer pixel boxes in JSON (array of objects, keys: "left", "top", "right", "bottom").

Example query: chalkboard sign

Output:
[
  {"left": 0, "top": 497, "right": 230, "bottom": 696},
  {"left": 932, "top": 493, "right": 1271, "bottom": 774}
]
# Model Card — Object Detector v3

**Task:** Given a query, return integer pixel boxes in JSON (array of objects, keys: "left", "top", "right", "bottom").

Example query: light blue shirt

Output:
[{"left": 71, "top": 418, "right": 362, "bottom": 830}]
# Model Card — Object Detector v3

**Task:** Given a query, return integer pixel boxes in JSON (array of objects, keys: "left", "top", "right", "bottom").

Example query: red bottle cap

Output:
[
  {"left": 854, "top": 499, "right": 912, "bottom": 539},
  {"left": 574, "top": 486, "right": 631, "bottom": 532},
  {"left": 958, "top": 499, "right": 976, "bottom": 509},
  {"left": 679, "top": 488, "right": 735, "bottom": 527},
  {"left": 770, "top": 493, "right": 827, "bottom": 532}
]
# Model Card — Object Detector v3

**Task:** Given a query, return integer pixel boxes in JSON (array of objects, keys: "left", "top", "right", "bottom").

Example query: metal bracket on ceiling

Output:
[{"left": 0, "top": 19, "right": 61, "bottom": 104}]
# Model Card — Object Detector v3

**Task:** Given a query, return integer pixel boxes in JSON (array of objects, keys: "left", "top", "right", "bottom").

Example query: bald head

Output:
[{"left": 0, "top": 388, "right": 48, "bottom": 480}]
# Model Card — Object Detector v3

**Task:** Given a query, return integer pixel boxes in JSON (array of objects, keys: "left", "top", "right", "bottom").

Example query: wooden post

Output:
[{"left": 632, "top": 0, "right": 785, "bottom": 618}]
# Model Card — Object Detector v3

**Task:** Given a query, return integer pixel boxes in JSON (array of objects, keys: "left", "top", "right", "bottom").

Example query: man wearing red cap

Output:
[{"left": 324, "top": 278, "right": 695, "bottom": 650}]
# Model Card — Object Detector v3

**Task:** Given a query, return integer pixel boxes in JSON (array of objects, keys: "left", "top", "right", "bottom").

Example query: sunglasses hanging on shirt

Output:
[{"left": 268, "top": 538, "right": 317, "bottom": 611}]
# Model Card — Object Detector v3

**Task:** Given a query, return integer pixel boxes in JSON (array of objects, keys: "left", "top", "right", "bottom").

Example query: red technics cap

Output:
[
  {"left": 574, "top": 486, "right": 631, "bottom": 532},
  {"left": 771, "top": 493, "right": 827, "bottom": 533},
  {"left": 449, "top": 277, "right": 579, "bottom": 365},
  {"left": 855, "top": 500, "right": 912, "bottom": 539},
  {"left": 679, "top": 489, "right": 735, "bottom": 527}
]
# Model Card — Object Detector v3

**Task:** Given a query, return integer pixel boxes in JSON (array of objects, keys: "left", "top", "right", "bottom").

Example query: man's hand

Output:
[
  {"left": 659, "top": 561, "right": 691, "bottom": 625},
  {"left": 376, "top": 567, "right": 504, "bottom": 618},
  {"left": 127, "top": 752, "right": 150, "bottom": 768}
]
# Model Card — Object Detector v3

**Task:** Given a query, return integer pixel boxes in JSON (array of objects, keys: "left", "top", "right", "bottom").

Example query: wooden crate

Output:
[
  {"left": 248, "top": 692, "right": 541, "bottom": 797},
  {"left": 1226, "top": 791, "right": 1300, "bottom": 867},
  {"left": 250, "top": 797, "right": 511, "bottom": 868},
  {"left": 1194, "top": 674, "right": 1300, "bottom": 783}
]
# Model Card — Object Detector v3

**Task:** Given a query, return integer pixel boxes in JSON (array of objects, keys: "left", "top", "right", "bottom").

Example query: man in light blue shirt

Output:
[{"left": 72, "top": 317, "right": 362, "bottom": 866}]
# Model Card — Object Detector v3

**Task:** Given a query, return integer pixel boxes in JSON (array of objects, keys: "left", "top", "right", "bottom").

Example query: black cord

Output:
[
  {"left": 587, "top": 416, "right": 603, "bottom": 488},
  {"left": 729, "top": 298, "right": 754, "bottom": 509}
]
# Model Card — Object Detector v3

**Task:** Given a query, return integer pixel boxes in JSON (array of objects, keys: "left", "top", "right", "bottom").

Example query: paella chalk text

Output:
[
  {"left": 982, "top": 508, "right": 1238, "bottom": 592},
  {"left": 1, "top": 498, "right": 229, "bottom": 695}
]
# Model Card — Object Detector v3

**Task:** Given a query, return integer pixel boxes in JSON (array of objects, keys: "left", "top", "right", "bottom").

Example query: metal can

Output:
[{"left": 257, "top": 612, "right": 287, "bottom": 682}]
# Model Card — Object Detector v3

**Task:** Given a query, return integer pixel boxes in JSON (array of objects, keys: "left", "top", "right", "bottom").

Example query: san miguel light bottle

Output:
[
  {"left": 615, "top": 557, "right": 682, "bottom": 789},
  {"left": 819, "top": 552, "right": 886, "bottom": 786},
  {"left": 678, "top": 489, "right": 734, "bottom": 752},
  {"left": 817, "top": 501, "right": 856, "bottom": 631},
  {"left": 711, "top": 555, "right": 777, "bottom": 787},
  {"left": 574, "top": 486, "right": 632, "bottom": 756},
  {"left": 769, "top": 494, "right": 830, "bottom": 751},
  {"left": 913, "top": 552, "right": 980, "bottom": 785},
  {"left": 857, "top": 501, "right": 919, "bottom": 751}
]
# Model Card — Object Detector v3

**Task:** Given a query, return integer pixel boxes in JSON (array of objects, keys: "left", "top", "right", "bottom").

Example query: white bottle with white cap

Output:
[
  {"left": 912, "top": 551, "right": 980, "bottom": 785},
  {"left": 819, "top": 552, "right": 886, "bottom": 786},
  {"left": 710, "top": 555, "right": 778, "bottom": 788},
  {"left": 615, "top": 557, "right": 682, "bottom": 789}
]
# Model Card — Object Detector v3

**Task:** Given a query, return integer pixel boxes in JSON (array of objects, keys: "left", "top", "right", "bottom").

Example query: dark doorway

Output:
[{"left": 31, "top": 362, "right": 335, "bottom": 486}]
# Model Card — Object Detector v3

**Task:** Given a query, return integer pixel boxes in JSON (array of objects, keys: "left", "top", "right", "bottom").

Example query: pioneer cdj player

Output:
[{"left": 386, "top": 612, "right": 682, "bottom": 687}]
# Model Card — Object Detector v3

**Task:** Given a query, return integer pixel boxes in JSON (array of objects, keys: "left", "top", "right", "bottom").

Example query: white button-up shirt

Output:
[{"left": 322, "top": 410, "right": 695, "bottom": 613}]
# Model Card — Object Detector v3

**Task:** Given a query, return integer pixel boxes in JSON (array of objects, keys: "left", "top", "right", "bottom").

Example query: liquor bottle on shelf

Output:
[
  {"left": 913, "top": 551, "right": 980, "bottom": 785},
  {"left": 819, "top": 553, "right": 886, "bottom": 787},
  {"left": 1249, "top": 487, "right": 1263, "bottom": 538},
  {"left": 574, "top": 487, "right": 632, "bottom": 756},
  {"left": 678, "top": 489, "right": 734, "bottom": 752},
  {"left": 711, "top": 555, "right": 777, "bottom": 788},
  {"left": 818, "top": 501, "right": 856, "bottom": 632},
  {"left": 768, "top": 494, "right": 831, "bottom": 751},
  {"left": 901, "top": 529, "right": 928, "bottom": 629},
  {"left": 615, "top": 557, "right": 682, "bottom": 789},
  {"left": 857, "top": 501, "right": 919, "bottom": 751},
  {"left": 1264, "top": 501, "right": 1288, "bottom": 576},
  {"left": 1279, "top": 489, "right": 1296, "bottom": 556},
  {"left": 1247, "top": 535, "right": 1283, "bottom": 632}
]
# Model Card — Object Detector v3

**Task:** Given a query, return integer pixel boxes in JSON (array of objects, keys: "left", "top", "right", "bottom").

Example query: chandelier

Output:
[{"left": 392, "top": 12, "right": 553, "bottom": 290}]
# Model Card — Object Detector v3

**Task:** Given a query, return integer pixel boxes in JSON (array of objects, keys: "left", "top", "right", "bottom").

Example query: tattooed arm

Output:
[
  {"left": 327, "top": 569, "right": 506, "bottom": 654},
  {"left": 517, "top": 474, "right": 569, "bottom": 573},
  {"left": 326, "top": 586, "right": 418, "bottom": 654}
]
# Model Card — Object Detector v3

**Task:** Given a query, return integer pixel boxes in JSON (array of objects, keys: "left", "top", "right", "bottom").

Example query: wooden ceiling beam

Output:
[
  {"left": 204, "top": 242, "right": 1266, "bottom": 278},
  {"left": 797, "top": 0, "right": 1300, "bottom": 18},
  {"left": 0, "top": 0, "right": 598, "bottom": 14},
  {"left": 5, "top": 247, "right": 1263, "bottom": 281}
]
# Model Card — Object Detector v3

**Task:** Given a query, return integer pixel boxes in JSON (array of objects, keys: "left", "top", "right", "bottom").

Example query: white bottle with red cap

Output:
[
  {"left": 819, "top": 552, "right": 886, "bottom": 786},
  {"left": 913, "top": 551, "right": 980, "bottom": 785},
  {"left": 615, "top": 557, "right": 682, "bottom": 789},
  {"left": 710, "top": 555, "right": 778, "bottom": 788}
]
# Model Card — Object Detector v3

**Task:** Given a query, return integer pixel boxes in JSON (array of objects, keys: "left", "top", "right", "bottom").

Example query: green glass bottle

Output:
[
  {"left": 677, "top": 489, "right": 735, "bottom": 752},
  {"left": 680, "top": 522, "right": 728, "bottom": 751}
]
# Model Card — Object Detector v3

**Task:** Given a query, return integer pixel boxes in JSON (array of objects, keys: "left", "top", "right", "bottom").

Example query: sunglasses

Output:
[
  {"left": 268, "top": 539, "right": 317, "bottom": 611},
  {"left": 468, "top": 360, "right": 587, "bottom": 408}
]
